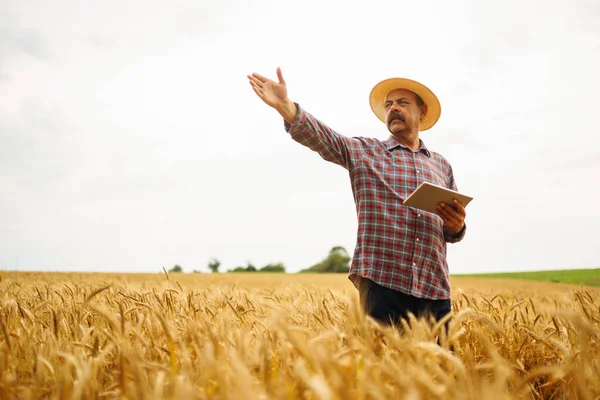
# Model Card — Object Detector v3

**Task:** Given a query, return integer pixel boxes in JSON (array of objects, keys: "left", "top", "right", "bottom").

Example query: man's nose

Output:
[
  {"left": 387, "top": 103, "right": 400, "bottom": 117},
  {"left": 389, "top": 100, "right": 401, "bottom": 112}
]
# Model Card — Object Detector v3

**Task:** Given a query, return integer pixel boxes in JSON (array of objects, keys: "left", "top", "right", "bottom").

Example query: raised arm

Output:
[{"left": 248, "top": 68, "right": 360, "bottom": 170}]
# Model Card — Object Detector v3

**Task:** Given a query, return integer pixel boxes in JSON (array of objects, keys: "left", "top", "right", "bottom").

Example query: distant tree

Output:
[
  {"left": 227, "top": 262, "right": 259, "bottom": 273},
  {"left": 330, "top": 246, "right": 347, "bottom": 255},
  {"left": 300, "top": 246, "right": 351, "bottom": 273},
  {"left": 169, "top": 265, "right": 183, "bottom": 273},
  {"left": 208, "top": 258, "right": 221, "bottom": 273},
  {"left": 259, "top": 263, "right": 286, "bottom": 273}
]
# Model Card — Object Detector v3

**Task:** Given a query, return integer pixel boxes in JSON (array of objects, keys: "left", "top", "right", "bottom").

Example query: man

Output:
[{"left": 247, "top": 68, "right": 467, "bottom": 330}]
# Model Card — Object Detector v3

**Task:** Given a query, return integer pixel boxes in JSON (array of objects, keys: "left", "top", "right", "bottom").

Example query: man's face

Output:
[{"left": 384, "top": 89, "right": 427, "bottom": 135}]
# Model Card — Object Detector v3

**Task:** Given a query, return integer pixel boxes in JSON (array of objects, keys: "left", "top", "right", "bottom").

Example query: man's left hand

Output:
[{"left": 436, "top": 199, "right": 466, "bottom": 236}]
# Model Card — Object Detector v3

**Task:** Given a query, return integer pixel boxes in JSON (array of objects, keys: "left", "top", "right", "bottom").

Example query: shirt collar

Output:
[{"left": 384, "top": 135, "right": 431, "bottom": 157}]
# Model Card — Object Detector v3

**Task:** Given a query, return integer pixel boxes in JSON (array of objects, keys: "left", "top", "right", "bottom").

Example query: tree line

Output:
[{"left": 167, "top": 246, "right": 351, "bottom": 274}]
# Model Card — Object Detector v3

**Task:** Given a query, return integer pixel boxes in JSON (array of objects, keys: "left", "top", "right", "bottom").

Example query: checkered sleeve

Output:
[
  {"left": 444, "top": 164, "right": 467, "bottom": 243},
  {"left": 284, "top": 103, "right": 359, "bottom": 170}
]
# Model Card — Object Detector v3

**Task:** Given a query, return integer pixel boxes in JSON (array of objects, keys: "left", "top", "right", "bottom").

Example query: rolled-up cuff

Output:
[
  {"left": 283, "top": 103, "right": 306, "bottom": 134},
  {"left": 444, "top": 223, "right": 466, "bottom": 243}
]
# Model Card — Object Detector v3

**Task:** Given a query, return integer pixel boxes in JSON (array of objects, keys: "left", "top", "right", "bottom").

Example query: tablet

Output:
[{"left": 402, "top": 182, "right": 473, "bottom": 214}]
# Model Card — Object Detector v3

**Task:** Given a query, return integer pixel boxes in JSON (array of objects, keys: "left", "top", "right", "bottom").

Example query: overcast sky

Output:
[{"left": 1, "top": 0, "right": 599, "bottom": 274}]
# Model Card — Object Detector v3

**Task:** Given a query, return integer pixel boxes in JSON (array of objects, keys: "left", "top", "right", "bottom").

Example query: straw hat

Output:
[{"left": 369, "top": 77, "right": 441, "bottom": 131}]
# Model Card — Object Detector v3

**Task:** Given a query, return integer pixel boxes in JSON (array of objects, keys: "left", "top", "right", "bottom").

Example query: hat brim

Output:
[{"left": 369, "top": 78, "right": 441, "bottom": 131}]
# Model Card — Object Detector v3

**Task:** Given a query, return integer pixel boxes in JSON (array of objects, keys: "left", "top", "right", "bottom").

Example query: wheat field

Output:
[{"left": 0, "top": 271, "right": 598, "bottom": 399}]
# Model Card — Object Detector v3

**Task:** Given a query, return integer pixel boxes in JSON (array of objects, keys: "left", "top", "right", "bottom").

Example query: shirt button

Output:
[
  {"left": 413, "top": 262, "right": 416, "bottom": 266},
  {"left": 416, "top": 238, "right": 419, "bottom": 242},
  {"left": 416, "top": 170, "right": 419, "bottom": 173},
  {"left": 418, "top": 214, "right": 421, "bottom": 217}
]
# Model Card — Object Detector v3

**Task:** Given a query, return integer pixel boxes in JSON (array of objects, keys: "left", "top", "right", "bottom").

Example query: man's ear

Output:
[{"left": 420, "top": 104, "right": 428, "bottom": 120}]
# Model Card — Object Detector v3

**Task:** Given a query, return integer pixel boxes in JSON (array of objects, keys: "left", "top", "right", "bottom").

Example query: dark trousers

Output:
[{"left": 359, "top": 278, "right": 452, "bottom": 334}]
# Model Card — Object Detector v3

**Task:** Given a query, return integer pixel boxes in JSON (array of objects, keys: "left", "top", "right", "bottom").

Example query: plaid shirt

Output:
[{"left": 285, "top": 104, "right": 466, "bottom": 300}]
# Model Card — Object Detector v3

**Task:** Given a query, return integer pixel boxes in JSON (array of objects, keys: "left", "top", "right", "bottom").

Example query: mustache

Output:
[{"left": 387, "top": 110, "right": 405, "bottom": 124}]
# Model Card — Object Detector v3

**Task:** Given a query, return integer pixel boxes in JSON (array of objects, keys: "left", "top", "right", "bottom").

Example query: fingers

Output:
[
  {"left": 436, "top": 199, "right": 465, "bottom": 219},
  {"left": 249, "top": 81, "right": 261, "bottom": 93},
  {"left": 276, "top": 67, "right": 285, "bottom": 84},
  {"left": 249, "top": 68, "right": 285, "bottom": 85},
  {"left": 437, "top": 202, "right": 465, "bottom": 224},
  {"left": 436, "top": 203, "right": 461, "bottom": 225},
  {"left": 451, "top": 199, "right": 466, "bottom": 218},
  {"left": 248, "top": 78, "right": 262, "bottom": 91},
  {"left": 248, "top": 76, "right": 267, "bottom": 100},
  {"left": 247, "top": 75, "right": 265, "bottom": 97},
  {"left": 250, "top": 72, "right": 268, "bottom": 83},
  {"left": 247, "top": 74, "right": 265, "bottom": 88},
  {"left": 251, "top": 85, "right": 264, "bottom": 98}
]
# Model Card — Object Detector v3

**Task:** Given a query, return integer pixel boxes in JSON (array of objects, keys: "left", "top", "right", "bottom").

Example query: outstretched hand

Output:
[
  {"left": 247, "top": 67, "right": 297, "bottom": 123},
  {"left": 247, "top": 67, "right": 288, "bottom": 108}
]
